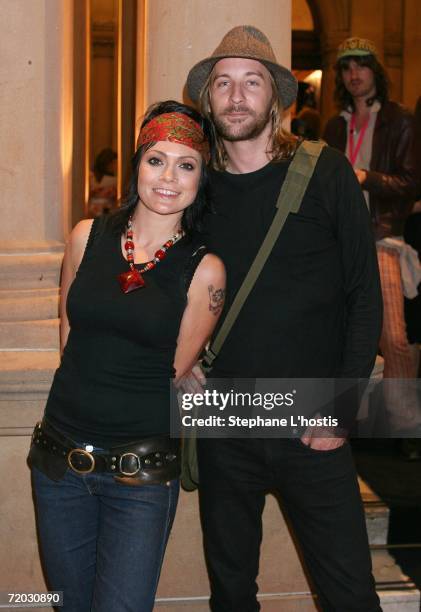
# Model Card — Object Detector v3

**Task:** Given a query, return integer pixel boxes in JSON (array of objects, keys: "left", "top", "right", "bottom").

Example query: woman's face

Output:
[{"left": 137, "top": 140, "right": 202, "bottom": 217}]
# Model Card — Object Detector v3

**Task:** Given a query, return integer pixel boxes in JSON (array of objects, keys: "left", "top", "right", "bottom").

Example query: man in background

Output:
[{"left": 324, "top": 38, "right": 419, "bottom": 391}]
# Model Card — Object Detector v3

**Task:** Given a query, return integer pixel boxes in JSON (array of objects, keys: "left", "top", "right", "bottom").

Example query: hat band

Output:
[{"left": 337, "top": 49, "right": 373, "bottom": 59}]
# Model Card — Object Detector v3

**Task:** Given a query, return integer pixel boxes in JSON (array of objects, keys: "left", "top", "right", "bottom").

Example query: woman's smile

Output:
[{"left": 152, "top": 187, "right": 181, "bottom": 198}]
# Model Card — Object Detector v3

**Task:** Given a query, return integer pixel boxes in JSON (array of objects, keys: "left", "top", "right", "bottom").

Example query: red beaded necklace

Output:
[{"left": 118, "top": 216, "right": 183, "bottom": 293}]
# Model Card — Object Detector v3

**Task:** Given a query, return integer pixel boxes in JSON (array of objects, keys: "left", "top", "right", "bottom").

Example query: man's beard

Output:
[
  {"left": 212, "top": 103, "right": 272, "bottom": 142},
  {"left": 346, "top": 80, "right": 376, "bottom": 101}
]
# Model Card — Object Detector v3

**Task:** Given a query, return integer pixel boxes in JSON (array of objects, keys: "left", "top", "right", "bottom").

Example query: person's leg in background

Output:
[
  {"left": 377, "top": 245, "right": 418, "bottom": 378},
  {"left": 377, "top": 245, "right": 420, "bottom": 431}
]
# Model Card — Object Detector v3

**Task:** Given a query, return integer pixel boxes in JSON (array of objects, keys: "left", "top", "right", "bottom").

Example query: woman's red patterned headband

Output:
[{"left": 138, "top": 112, "right": 210, "bottom": 161}]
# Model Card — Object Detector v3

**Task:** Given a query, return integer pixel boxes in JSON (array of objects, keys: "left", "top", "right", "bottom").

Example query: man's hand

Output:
[
  {"left": 300, "top": 413, "right": 347, "bottom": 450},
  {"left": 354, "top": 168, "right": 367, "bottom": 185},
  {"left": 300, "top": 429, "right": 346, "bottom": 450},
  {"left": 174, "top": 363, "right": 206, "bottom": 395}
]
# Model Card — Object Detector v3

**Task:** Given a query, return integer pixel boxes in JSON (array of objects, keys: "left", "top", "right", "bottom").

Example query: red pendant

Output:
[
  {"left": 119, "top": 216, "right": 183, "bottom": 294},
  {"left": 118, "top": 268, "right": 146, "bottom": 293}
]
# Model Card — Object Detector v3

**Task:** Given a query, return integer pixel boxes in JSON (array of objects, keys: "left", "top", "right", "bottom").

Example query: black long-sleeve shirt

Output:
[{"left": 203, "top": 146, "right": 382, "bottom": 380}]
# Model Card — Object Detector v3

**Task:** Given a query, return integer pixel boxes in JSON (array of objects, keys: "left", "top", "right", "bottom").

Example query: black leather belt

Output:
[{"left": 30, "top": 420, "right": 180, "bottom": 485}]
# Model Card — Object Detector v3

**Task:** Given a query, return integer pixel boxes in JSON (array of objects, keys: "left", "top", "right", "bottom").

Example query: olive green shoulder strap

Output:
[{"left": 201, "top": 139, "right": 326, "bottom": 373}]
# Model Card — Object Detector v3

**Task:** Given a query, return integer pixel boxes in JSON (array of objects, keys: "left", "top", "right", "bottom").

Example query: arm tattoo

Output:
[{"left": 208, "top": 285, "right": 225, "bottom": 316}]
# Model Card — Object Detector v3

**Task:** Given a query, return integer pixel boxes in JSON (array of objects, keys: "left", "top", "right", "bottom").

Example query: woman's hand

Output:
[{"left": 174, "top": 253, "right": 226, "bottom": 383}]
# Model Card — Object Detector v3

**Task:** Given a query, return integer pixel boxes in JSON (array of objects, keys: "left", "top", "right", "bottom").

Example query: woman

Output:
[
  {"left": 88, "top": 148, "right": 118, "bottom": 217},
  {"left": 29, "top": 100, "right": 225, "bottom": 612}
]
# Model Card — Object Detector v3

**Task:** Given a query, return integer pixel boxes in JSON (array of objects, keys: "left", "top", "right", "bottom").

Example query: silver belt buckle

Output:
[{"left": 119, "top": 452, "right": 141, "bottom": 476}]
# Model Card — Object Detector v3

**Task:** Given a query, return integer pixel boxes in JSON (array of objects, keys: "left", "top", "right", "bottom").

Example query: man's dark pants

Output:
[{"left": 198, "top": 438, "right": 382, "bottom": 612}]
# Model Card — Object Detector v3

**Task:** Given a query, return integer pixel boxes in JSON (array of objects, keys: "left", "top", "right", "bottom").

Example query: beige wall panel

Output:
[
  {"left": 316, "top": 0, "right": 350, "bottom": 33},
  {"left": 0, "top": 0, "right": 73, "bottom": 246},
  {"left": 403, "top": 0, "right": 421, "bottom": 109},
  {"left": 314, "top": 0, "right": 350, "bottom": 126},
  {"left": 384, "top": 0, "right": 403, "bottom": 103},
  {"left": 0, "top": 436, "right": 47, "bottom": 592},
  {"left": 350, "top": 0, "right": 385, "bottom": 59},
  {"left": 319, "top": 51, "right": 337, "bottom": 129},
  {"left": 71, "top": 1, "right": 90, "bottom": 226},
  {"left": 384, "top": 0, "right": 403, "bottom": 52},
  {"left": 91, "top": 57, "right": 116, "bottom": 159},
  {"left": 292, "top": 0, "right": 314, "bottom": 30},
  {"left": 388, "top": 66, "right": 402, "bottom": 103},
  {"left": 0, "top": 399, "right": 45, "bottom": 429},
  {"left": 136, "top": 0, "right": 292, "bottom": 121},
  {"left": 91, "top": 0, "right": 118, "bottom": 22}
]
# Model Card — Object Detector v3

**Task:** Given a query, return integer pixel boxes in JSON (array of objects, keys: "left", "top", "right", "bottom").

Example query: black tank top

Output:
[{"left": 45, "top": 216, "right": 206, "bottom": 447}]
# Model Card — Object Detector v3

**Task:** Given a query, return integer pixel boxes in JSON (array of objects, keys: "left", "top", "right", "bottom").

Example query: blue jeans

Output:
[{"left": 32, "top": 467, "right": 179, "bottom": 612}]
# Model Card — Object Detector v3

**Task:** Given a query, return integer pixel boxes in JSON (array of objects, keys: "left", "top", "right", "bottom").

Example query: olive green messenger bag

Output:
[{"left": 181, "top": 140, "right": 326, "bottom": 491}]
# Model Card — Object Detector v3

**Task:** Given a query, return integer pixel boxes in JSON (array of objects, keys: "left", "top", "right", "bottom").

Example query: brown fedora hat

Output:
[{"left": 187, "top": 25, "right": 298, "bottom": 109}]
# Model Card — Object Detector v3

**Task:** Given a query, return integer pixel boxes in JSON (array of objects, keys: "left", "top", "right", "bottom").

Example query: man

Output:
[
  {"left": 324, "top": 37, "right": 419, "bottom": 387},
  {"left": 186, "top": 26, "right": 382, "bottom": 611}
]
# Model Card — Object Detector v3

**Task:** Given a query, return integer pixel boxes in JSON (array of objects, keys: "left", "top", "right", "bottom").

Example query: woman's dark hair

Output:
[
  {"left": 334, "top": 54, "right": 390, "bottom": 110},
  {"left": 110, "top": 100, "right": 212, "bottom": 238},
  {"left": 93, "top": 148, "right": 117, "bottom": 182}
]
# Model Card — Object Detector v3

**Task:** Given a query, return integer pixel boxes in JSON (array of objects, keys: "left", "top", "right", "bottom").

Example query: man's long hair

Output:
[
  {"left": 199, "top": 70, "right": 298, "bottom": 171},
  {"left": 334, "top": 54, "right": 390, "bottom": 110}
]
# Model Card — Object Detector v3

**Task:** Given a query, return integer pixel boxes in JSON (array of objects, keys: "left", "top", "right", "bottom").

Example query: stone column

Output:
[
  {"left": 0, "top": 0, "right": 74, "bottom": 355},
  {"left": 0, "top": 0, "right": 73, "bottom": 249},
  {"left": 0, "top": 0, "right": 73, "bottom": 594}
]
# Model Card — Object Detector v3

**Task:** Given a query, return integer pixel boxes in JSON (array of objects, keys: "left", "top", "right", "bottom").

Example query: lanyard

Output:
[{"left": 348, "top": 113, "right": 370, "bottom": 167}]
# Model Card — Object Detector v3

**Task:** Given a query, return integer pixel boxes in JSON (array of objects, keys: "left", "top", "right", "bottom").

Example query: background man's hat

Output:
[
  {"left": 187, "top": 25, "right": 298, "bottom": 109},
  {"left": 337, "top": 37, "right": 378, "bottom": 60}
]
